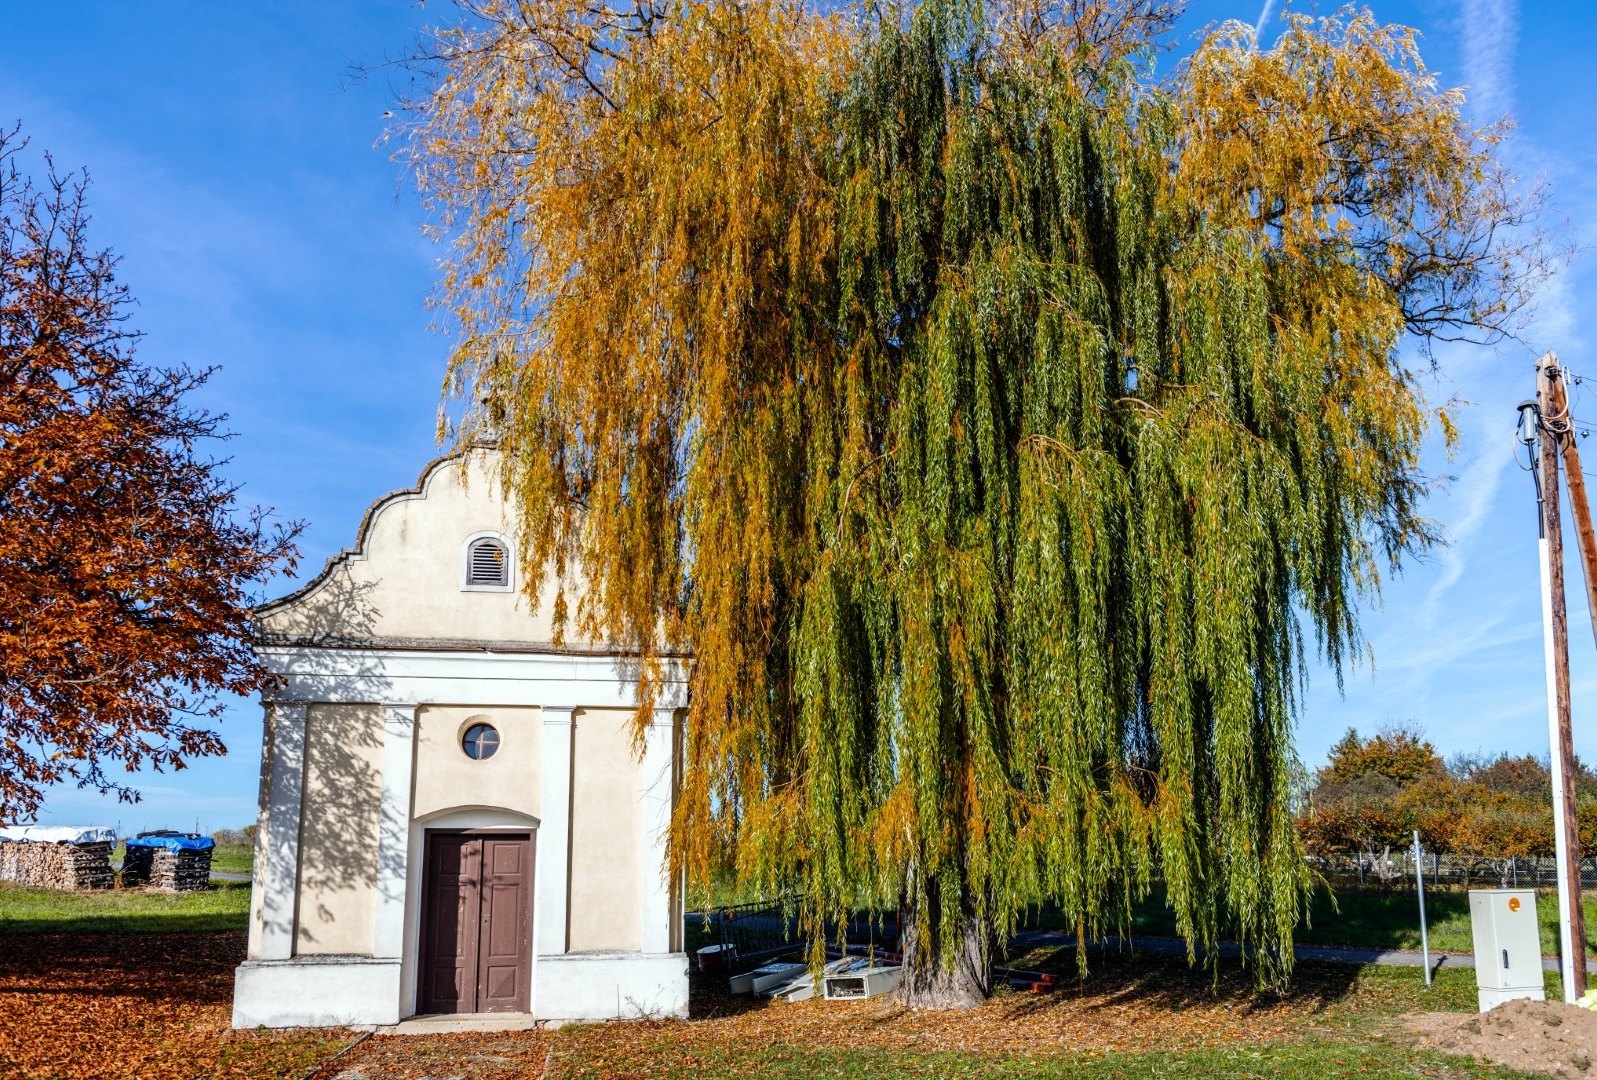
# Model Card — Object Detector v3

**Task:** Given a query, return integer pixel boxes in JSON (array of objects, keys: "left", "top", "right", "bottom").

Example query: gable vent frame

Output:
[{"left": 461, "top": 531, "right": 515, "bottom": 592}]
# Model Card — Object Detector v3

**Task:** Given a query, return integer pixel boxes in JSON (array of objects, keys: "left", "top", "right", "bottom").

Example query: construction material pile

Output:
[
  {"left": 721, "top": 946, "right": 1062, "bottom": 1004},
  {"left": 1409, "top": 998, "right": 1597, "bottom": 1080},
  {"left": 727, "top": 948, "right": 905, "bottom": 1003},
  {"left": 0, "top": 826, "right": 116, "bottom": 890},
  {"left": 121, "top": 834, "right": 214, "bottom": 891}
]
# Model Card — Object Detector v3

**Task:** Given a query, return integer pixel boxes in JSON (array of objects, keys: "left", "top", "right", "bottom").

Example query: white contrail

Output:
[
  {"left": 1460, "top": 0, "right": 1519, "bottom": 121},
  {"left": 1420, "top": 429, "right": 1511, "bottom": 625},
  {"left": 1253, "top": 0, "right": 1278, "bottom": 47}
]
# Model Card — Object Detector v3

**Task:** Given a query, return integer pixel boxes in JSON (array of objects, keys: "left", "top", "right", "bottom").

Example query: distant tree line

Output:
[
  {"left": 208, "top": 825, "right": 256, "bottom": 848},
  {"left": 1298, "top": 725, "right": 1597, "bottom": 861}
]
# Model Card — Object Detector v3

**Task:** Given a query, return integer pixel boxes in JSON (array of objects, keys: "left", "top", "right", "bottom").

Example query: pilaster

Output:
[
  {"left": 257, "top": 701, "right": 307, "bottom": 960},
  {"left": 373, "top": 703, "right": 417, "bottom": 958},
  {"left": 537, "top": 706, "right": 575, "bottom": 955},
  {"left": 639, "top": 707, "right": 677, "bottom": 955}
]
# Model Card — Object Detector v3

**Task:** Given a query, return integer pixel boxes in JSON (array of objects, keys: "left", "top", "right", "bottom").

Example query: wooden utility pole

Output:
[
  {"left": 1535, "top": 351, "right": 1588, "bottom": 1000},
  {"left": 1550, "top": 368, "right": 1597, "bottom": 664}
]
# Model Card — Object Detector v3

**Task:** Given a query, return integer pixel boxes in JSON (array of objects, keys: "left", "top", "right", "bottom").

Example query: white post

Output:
[
  {"left": 373, "top": 704, "right": 417, "bottom": 959},
  {"left": 639, "top": 707, "right": 676, "bottom": 955},
  {"left": 258, "top": 701, "right": 307, "bottom": 960},
  {"left": 537, "top": 707, "right": 574, "bottom": 956},
  {"left": 1541, "top": 526, "right": 1581, "bottom": 1002},
  {"left": 1413, "top": 830, "right": 1431, "bottom": 987}
]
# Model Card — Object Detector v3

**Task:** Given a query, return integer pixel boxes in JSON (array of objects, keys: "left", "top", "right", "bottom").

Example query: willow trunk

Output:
[{"left": 896, "top": 873, "right": 991, "bottom": 1009}]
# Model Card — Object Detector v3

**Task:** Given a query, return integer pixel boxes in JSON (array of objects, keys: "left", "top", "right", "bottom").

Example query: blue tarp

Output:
[{"left": 125, "top": 835, "right": 215, "bottom": 853}]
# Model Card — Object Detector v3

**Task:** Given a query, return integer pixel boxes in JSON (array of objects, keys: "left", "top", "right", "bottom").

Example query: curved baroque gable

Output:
[{"left": 255, "top": 449, "right": 566, "bottom": 649}]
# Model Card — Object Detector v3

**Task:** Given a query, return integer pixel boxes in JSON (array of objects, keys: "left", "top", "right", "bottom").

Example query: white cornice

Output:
[{"left": 259, "top": 644, "right": 688, "bottom": 710}]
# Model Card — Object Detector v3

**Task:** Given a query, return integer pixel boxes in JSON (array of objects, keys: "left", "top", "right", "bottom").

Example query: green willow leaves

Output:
[{"left": 401, "top": 0, "right": 1539, "bottom": 999}]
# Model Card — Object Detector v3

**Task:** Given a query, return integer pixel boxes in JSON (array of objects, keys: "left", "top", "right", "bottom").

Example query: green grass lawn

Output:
[
  {"left": 541, "top": 1040, "right": 1544, "bottom": 1078},
  {"left": 534, "top": 957, "right": 1549, "bottom": 1079},
  {"left": 209, "top": 843, "right": 254, "bottom": 874},
  {"left": 1293, "top": 887, "right": 1597, "bottom": 956},
  {"left": 1001, "top": 940, "right": 1563, "bottom": 1018},
  {"left": 0, "top": 879, "right": 251, "bottom": 933}
]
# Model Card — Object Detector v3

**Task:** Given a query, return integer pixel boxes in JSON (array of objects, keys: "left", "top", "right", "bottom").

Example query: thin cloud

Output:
[
  {"left": 1460, "top": 0, "right": 1519, "bottom": 122},
  {"left": 1253, "top": 0, "right": 1278, "bottom": 46},
  {"left": 1420, "top": 423, "right": 1514, "bottom": 624}
]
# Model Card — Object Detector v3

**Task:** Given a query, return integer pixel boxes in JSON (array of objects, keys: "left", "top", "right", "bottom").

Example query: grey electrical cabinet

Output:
[{"left": 1469, "top": 889, "right": 1546, "bottom": 1011}]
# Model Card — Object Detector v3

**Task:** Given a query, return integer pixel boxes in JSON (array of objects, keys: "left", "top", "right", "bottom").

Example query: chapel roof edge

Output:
[{"left": 252, "top": 447, "right": 500, "bottom": 623}]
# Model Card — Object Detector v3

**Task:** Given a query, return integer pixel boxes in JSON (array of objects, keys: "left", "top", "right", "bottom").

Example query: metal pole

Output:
[
  {"left": 1413, "top": 830, "right": 1431, "bottom": 987},
  {"left": 1533, "top": 353, "right": 1583, "bottom": 1002}
]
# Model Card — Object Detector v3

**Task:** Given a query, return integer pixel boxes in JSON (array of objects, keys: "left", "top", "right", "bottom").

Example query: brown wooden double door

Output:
[{"left": 419, "top": 831, "right": 534, "bottom": 1014}]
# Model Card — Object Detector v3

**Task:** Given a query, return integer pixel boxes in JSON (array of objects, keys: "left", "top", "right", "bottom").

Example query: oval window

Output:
[{"left": 462, "top": 722, "right": 501, "bottom": 761}]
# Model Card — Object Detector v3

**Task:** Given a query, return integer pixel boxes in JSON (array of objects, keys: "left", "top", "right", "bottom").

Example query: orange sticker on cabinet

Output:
[{"left": 1508, "top": 897, "right": 1521, "bottom": 912}]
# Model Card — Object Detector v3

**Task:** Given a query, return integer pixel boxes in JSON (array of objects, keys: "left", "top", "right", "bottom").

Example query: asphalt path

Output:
[{"left": 690, "top": 912, "right": 1597, "bottom": 975}]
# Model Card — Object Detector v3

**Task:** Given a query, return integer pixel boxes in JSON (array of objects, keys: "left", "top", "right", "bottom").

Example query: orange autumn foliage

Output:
[
  {"left": 0, "top": 128, "right": 300, "bottom": 821},
  {"left": 1298, "top": 727, "right": 1597, "bottom": 860}
]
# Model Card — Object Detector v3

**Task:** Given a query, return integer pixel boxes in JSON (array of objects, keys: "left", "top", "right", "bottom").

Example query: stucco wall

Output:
[
  {"left": 295, "top": 704, "right": 383, "bottom": 956},
  {"left": 256, "top": 451, "right": 581, "bottom": 646},
  {"left": 412, "top": 705, "right": 544, "bottom": 821},
  {"left": 567, "top": 708, "right": 644, "bottom": 952}
]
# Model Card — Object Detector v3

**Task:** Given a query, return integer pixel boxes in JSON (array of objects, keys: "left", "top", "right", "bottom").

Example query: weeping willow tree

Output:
[{"left": 401, "top": 0, "right": 1542, "bottom": 1006}]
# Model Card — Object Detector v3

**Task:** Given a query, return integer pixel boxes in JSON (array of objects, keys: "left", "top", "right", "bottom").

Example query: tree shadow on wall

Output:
[{"left": 258, "top": 572, "right": 389, "bottom": 951}]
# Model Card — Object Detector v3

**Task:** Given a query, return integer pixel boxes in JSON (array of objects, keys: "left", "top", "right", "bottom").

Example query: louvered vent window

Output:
[{"left": 466, "top": 537, "right": 510, "bottom": 588}]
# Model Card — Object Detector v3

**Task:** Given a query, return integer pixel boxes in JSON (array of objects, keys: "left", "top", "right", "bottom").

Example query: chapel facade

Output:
[{"left": 230, "top": 449, "right": 688, "bottom": 1028}]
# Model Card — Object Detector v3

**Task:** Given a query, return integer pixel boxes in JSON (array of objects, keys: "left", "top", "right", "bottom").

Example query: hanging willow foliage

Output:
[{"left": 401, "top": 0, "right": 1540, "bottom": 1003}]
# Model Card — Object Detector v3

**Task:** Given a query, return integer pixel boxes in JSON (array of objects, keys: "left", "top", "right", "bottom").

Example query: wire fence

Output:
[
  {"left": 1310, "top": 851, "right": 1597, "bottom": 890},
  {"left": 699, "top": 898, "right": 903, "bottom": 975},
  {"left": 697, "top": 853, "right": 1588, "bottom": 974},
  {"left": 704, "top": 896, "right": 805, "bottom": 971}
]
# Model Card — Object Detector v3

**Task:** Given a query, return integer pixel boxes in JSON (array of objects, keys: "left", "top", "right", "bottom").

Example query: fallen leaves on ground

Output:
[
  {"left": 0, "top": 932, "right": 349, "bottom": 1079},
  {"left": 0, "top": 933, "right": 1461, "bottom": 1080},
  {"left": 315, "top": 951, "right": 1401, "bottom": 1080}
]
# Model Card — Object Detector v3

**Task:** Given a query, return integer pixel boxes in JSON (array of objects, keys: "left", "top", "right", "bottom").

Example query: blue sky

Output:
[{"left": 5, "top": 1, "right": 1595, "bottom": 832}]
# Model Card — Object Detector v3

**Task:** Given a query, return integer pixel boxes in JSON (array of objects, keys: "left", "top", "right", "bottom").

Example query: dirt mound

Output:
[{"left": 1409, "top": 998, "right": 1597, "bottom": 1078}]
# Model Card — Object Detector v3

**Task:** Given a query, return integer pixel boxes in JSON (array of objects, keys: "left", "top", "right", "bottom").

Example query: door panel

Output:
[
  {"left": 420, "top": 836, "right": 480, "bottom": 1014},
  {"left": 419, "top": 831, "right": 533, "bottom": 1015},
  {"left": 477, "top": 836, "right": 533, "bottom": 1012}
]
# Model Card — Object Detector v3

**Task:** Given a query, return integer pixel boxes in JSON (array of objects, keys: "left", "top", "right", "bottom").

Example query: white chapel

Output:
[{"left": 231, "top": 448, "right": 688, "bottom": 1027}]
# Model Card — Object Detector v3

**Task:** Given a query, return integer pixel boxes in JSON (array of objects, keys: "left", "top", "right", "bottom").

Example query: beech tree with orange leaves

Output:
[
  {"left": 0, "top": 128, "right": 300, "bottom": 822},
  {"left": 403, "top": 1, "right": 1547, "bottom": 1004}
]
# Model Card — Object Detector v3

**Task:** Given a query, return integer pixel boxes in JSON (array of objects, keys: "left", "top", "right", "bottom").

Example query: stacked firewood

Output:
[
  {"left": 120, "top": 845, "right": 212, "bottom": 891},
  {"left": 0, "top": 840, "right": 115, "bottom": 890}
]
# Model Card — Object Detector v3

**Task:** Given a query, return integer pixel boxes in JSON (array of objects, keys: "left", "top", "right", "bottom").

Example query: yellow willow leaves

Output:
[
  {"left": 403, "top": 0, "right": 1541, "bottom": 992},
  {"left": 1177, "top": 9, "right": 1547, "bottom": 347}
]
